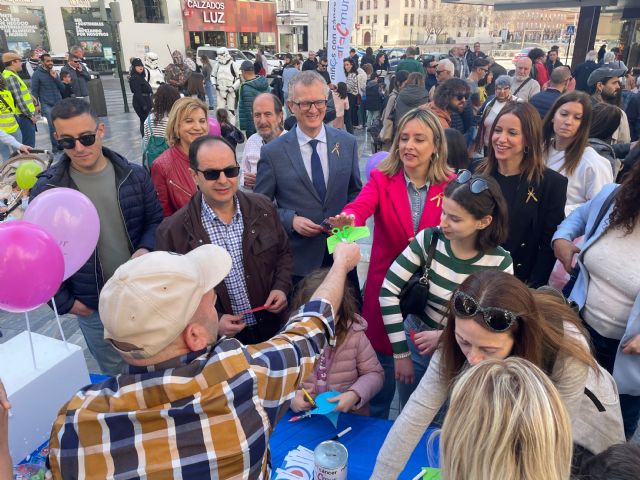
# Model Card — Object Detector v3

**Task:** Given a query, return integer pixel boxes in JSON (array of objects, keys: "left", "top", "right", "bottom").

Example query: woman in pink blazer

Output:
[{"left": 330, "top": 108, "right": 453, "bottom": 418}]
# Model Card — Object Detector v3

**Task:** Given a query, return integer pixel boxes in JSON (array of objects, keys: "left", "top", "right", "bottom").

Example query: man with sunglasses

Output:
[
  {"left": 428, "top": 58, "right": 454, "bottom": 100},
  {"left": 316, "top": 58, "right": 331, "bottom": 84},
  {"left": 423, "top": 60, "right": 438, "bottom": 95},
  {"left": 426, "top": 78, "right": 470, "bottom": 131},
  {"left": 30, "top": 98, "right": 163, "bottom": 375},
  {"left": 156, "top": 135, "right": 293, "bottom": 344},
  {"left": 60, "top": 53, "right": 90, "bottom": 100},
  {"left": 255, "top": 71, "right": 362, "bottom": 294}
]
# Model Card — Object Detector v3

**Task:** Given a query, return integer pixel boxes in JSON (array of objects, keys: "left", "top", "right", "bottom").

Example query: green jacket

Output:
[
  {"left": 396, "top": 58, "right": 424, "bottom": 75},
  {"left": 238, "top": 76, "right": 270, "bottom": 135}
]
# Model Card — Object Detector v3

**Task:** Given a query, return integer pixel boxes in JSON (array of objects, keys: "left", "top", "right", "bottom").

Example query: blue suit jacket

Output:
[{"left": 255, "top": 126, "right": 362, "bottom": 276}]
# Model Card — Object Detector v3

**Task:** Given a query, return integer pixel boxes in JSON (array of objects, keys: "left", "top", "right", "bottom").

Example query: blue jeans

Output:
[
  {"left": 366, "top": 110, "right": 380, "bottom": 128},
  {"left": 584, "top": 321, "right": 640, "bottom": 438},
  {"left": 369, "top": 352, "right": 396, "bottom": 419},
  {"left": 41, "top": 104, "right": 60, "bottom": 151},
  {"left": 397, "top": 315, "right": 434, "bottom": 408},
  {"left": 0, "top": 128, "right": 21, "bottom": 162},
  {"left": 16, "top": 115, "right": 35, "bottom": 147},
  {"left": 77, "top": 310, "right": 125, "bottom": 376},
  {"left": 205, "top": 79, "right": 216, "bottom": 109}
]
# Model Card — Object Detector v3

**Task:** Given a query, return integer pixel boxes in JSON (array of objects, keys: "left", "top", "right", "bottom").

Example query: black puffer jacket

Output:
[{"left": 30, "top": 148, "right": 163, "bottom": 314}]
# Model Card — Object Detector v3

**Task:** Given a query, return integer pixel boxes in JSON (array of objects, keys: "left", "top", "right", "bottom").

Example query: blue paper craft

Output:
[{"left": 310, "top": 390, "right": 342, "bottom": 428}]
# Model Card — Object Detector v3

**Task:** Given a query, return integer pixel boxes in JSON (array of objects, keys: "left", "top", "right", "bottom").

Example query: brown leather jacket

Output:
[{"left": 155, "top": 190, "right": 294, "bottom": 343}]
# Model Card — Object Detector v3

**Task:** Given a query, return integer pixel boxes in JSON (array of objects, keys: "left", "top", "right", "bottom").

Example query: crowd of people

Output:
[{"left": 0, "top": 40, "right": 639, "bottom": 480}]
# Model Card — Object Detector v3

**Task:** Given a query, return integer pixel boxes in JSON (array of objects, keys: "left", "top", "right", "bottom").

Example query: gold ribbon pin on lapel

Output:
[
  {"left": 526, "top": 186, "right": 538, "bottom": 203},
  {"left": 430, "top": 192, "right": 444, "bottom": 207},
  {"left": 332, "top": 143, "right": 340, "bottom": 157}
]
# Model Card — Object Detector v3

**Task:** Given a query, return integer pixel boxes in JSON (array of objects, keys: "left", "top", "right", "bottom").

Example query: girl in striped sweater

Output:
[{"left": 380, "top": 170, "right": 513, "bottom": 406}]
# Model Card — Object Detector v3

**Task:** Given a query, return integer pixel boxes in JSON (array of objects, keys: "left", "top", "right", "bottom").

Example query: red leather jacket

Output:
[{"left": 150, "top": 144, "right": 197, "bottom": 217}]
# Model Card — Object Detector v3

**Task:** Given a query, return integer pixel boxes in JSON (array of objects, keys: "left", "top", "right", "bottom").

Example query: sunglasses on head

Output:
[
  {"left": 194, "top": 166, "right": 240, "bottom": 181},
  {"left": 453, "top": 290, "right": 520, "bottom": 332},
  {"left": 57, "top": 129, "right": 98, "bottom": 150},
  {"left": 455, "top": 169, "right": 489, "bottom": 194}
]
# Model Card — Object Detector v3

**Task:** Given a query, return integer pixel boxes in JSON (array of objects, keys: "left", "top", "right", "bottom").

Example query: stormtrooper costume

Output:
[
  {"left": 143, "top": 52, "right": 164, "bottom": 94},
  {"left": 212, "top": 47, "right": 240, "bottom": 123}
]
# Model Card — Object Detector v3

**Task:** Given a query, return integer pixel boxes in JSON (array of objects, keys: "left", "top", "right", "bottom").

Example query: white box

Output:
[{"left": 0, "top": 332, "right": 90, "bottom": 462}]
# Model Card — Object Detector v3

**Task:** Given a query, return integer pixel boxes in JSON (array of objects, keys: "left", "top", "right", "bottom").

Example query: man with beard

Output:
[
  {"left": 510, "top": 57, "right": 540, "bottom": 101},
  {"left": 589, "top": 67, "right": 631, "bottom": 144},
  {"left": 30, "top": 53, "right": 65, "bottom": 151},
  {"left": 241, "top": 93, "right": 285, "bottom": 190}
]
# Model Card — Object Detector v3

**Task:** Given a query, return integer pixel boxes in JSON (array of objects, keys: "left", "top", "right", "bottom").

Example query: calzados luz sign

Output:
[
  {"left": 185, "top": 0, "right": 225, "bottom": 24},
  {"left": 327, "top": 0, "right": 355, "bottom": 84}
]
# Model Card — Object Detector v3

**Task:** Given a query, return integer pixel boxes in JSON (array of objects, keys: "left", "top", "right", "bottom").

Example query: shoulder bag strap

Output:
[
  {"left": 420, "top": 228, "right": 440, "bottom": 283},
  {"left": 585, "top": 187, "right": 618, "bottom": 241},
  {"left": 513, "top": 77, "right": 531, "bottom": 96}
]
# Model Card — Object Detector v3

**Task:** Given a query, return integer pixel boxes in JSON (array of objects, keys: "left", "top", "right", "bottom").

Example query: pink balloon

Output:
[
  {"left": 208, "top": 117, "right": 222, "bottom": 136},
  {"left": 24, "top": 188, "right": 100, "bottom": 281},
  {"left": 0, "top": 221, "right": 64, "bottom": 312}
]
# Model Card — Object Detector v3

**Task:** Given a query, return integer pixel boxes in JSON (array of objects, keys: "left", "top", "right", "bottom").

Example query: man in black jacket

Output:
[
  {"left": 301, "top": 51, "right": 318, "bottom": 71},
  {"left": 574, "top": 50, "right": 600, "bottom": 93},
  {"left": 30, "top": 98, "right": 163, "bottom": 375}
]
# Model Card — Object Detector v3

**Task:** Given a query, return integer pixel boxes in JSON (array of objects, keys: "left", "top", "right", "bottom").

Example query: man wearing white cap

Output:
[{"left": 48, "top": 241, "right": 360, "bottom": 479}]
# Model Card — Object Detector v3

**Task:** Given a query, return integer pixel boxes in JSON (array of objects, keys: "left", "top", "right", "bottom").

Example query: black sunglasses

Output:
[
  {"left": 455, "top": 169, "right": 489, "bottom": 194},
  {"left": 453, "top": 291, "right": 520, "bottom": 332},
  {"left": 454, "top": 93, "right": 469, "bottom": 101},
  {"left": 194, "top": 166, "right": 240, "bottom": 181},
  {"left": 57, "top": 128, "right": 98, "bottom": 150}
]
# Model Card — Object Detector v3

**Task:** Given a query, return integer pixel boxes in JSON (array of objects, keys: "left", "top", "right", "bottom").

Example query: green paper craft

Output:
[
  {"left": 421, "top": 467, "right": 441, "bottom": 479},
  {"left": 326, "top": 226, "right": 371, "bottom": 254}
]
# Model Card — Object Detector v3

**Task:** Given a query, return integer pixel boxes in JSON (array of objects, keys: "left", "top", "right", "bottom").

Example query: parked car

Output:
[
  {"left": 196, "top": 46, "right": 249, "bottom": 73},
  {"left": 418, "top": 52, "right": 449, "bottom": 65},
  {"left": 51, "top": 55, "right": 101, "bottom": 78}
]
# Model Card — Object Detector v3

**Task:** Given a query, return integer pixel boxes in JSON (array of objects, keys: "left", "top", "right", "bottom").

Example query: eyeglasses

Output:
[
  {"left": 291, "top": 99, "right": 327, "bottom": 111},
  {"left": 194, "top": 166, "right": 240, "bottom": 181},
  {"left": 57, "top": 128, "right": 99, "bottom": 150},
  {"left": 319, "top": 64, "right": 328, "bottom": 68},
  {"left": 479, "top": 68, "right": 489, "bottom": 74},
  {"left": 454, "top": 93, "right": 469, "bottom": 101},
  {"left": 455, "top": 169, "right": 489, "bottom": 194},
  {"left": 452, "top": 291, "right": 520, "bottom": 332}
]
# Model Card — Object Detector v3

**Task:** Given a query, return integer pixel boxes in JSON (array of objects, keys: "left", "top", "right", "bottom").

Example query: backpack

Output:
[{"left": 143, "top": 115, "right": 169, "bottom": 170}]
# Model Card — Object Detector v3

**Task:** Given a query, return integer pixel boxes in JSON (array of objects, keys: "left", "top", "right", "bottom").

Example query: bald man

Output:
[{"left": 510, "top": 57, "right": 540, "bottom": 101}]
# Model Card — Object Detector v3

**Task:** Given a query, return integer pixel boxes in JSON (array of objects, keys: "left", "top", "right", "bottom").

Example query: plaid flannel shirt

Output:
[
  {"left": 49, "top": 299, "right": 335, "bottom": 479},
  {"left": 5, "top": 74, "right": 33, "bottom": 118}
]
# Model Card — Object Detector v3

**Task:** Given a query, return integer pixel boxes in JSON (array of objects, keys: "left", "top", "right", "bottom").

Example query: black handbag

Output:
[{"left": 399, "top": 228, "right": 440, "bottom": 319}]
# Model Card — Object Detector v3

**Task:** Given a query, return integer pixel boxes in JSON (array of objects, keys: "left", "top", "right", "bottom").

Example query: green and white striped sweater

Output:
[{"left": 380, "top": 228, "right": 513, "bottom": 354}]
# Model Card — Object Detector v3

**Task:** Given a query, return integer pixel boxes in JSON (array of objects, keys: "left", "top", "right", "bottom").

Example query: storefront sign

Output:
[
  {"left": 0, "top": 5, "right": 49, "bottom": 57},
  {"left": 327, "top": 0, "right": 355, "bottom": 84},
  {"left": 61, "top": 7, "right": 113, "bottom": 57},
  {"left": 185, "top": 0, "right": 225, "bottom": 24}
]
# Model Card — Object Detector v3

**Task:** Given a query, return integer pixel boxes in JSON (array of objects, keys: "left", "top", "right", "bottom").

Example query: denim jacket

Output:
[{"left": 552, "top": 183, "right": 640, "bottom": 395}]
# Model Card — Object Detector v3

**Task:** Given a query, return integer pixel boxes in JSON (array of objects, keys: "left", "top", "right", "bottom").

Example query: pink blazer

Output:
[{"left": 343, "top": 168, "right": 452, "bottom": 356}]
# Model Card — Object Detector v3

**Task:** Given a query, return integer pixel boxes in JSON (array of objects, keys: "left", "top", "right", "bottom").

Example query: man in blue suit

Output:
[{"left": 255, "top": 70, "right": 362, "bottom": 293}]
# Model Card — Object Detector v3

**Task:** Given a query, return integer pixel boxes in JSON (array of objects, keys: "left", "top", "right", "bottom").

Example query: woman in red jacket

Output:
[
  {"left": 528, "top": 48, "right": 549, "bottom": 90},
  {"left": 329, "top": 108, "right": 453, "bottom": 419},
  {"left": 151, "top": 97, "right": 208, "bottom": 216}
]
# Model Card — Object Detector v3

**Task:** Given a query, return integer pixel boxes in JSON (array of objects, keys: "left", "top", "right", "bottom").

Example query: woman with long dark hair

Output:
[
  {"left": 372, "top": 270, "right": 625, "bottom": 479},
  {"left": 129, "top": 58, "right": 153, "bottom": 136},
  {"left": 343, "top": 58, "right": 360, "bottom": 134},
  {"left": 143, "top": 84, "right": 181, "bottom": 146},
  {"left": 553, "top": 158, "right": 640, "bottom": 439},
  {"left": 476, "top": 101, "right": 567, "bottom": 287},
  {"left": 542, "top": 91, "right": 613, "bottom": 214}
]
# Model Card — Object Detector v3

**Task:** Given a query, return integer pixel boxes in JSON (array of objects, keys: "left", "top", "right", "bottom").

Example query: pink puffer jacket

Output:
[{"left": 302, "top": 316, "right": 384, "bottom": 415}]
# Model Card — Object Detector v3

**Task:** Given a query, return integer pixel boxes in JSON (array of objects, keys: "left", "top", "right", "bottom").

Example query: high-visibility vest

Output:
[
  {"left": 2, "top": 69, "right": 35, "bottom": 115},
  {"left": 0, "top": 89, "right": 19, "bottom": 134}
]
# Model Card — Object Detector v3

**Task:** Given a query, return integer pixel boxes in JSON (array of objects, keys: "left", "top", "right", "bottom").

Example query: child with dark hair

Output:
[
  {"left": 577, "top": 443, "right": 640, "bottom": 480},
  {"left": 60, "top": 71, "right": 74, "bottom": 98},
  {"left": 444, "top": 128, "right": 470, "bottom": 171},
  {"left": 215, "top": 108, "right": 245, "bottom": 150},
  {"left": 289, "top": 269, "right": 383, "bottom": 415}
]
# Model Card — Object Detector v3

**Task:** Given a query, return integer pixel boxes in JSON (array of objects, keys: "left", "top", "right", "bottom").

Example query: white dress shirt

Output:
[
  {"left": 241, "top": 130, "right": 286, "bottom": 189},
  {"left": 296, "top": 125, "right": 329, "bottom": 186}
]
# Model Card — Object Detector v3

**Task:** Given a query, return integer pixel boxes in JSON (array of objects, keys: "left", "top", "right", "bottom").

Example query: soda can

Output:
[{"left": 313, "top": 440, "right": 348, "bottom": 480}]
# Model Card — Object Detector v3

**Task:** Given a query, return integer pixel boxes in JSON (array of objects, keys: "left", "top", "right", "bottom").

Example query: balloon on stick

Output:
[
  {"left": 24, "top": 188, "right": 100, "bottom": 280},
  {"left": 0, "top": 221, "right": 64, "bottom": 312}
]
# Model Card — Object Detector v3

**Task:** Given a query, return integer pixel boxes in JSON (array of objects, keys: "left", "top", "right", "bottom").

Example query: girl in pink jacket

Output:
[{"left": 290, "top": 269, "right": 384, "bottom": 415}]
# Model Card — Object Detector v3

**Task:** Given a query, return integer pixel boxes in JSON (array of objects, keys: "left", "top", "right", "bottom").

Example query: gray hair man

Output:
[
  {"left": 510, "top": 57, "right": 540, "bottom": 101},
  {"left": 529, "top": 66, "right": 572, "bottom": 118}
]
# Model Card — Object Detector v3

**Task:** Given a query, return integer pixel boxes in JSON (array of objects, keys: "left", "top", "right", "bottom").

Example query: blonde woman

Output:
[
  {"left": 329, "top": 108, "right": 453, "bottom": 418},
  {"left": 439, "top": 358, "right": 573, "bottom": 480},
  {"left": 150, "top": 97, "right": 208, "bottom": 216}
]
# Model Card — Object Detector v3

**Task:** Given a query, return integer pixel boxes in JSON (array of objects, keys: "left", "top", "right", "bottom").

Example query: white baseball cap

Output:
[{"left": 100, "top": 245, "right": 232, "bottom": 359}]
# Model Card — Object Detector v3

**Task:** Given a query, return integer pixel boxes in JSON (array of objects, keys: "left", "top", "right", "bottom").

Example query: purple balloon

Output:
[
  {"left": 0, "top": 221, "right": 64, "bottom": 312},
  {"left": 24, "top": 188, "right": 100, "bottom": 281},
  {"left": 208, "top": 117, "right": 222, "bottom": 137},
  {"left": 365, "top": 151, "right": 389, "bottom": 181}
]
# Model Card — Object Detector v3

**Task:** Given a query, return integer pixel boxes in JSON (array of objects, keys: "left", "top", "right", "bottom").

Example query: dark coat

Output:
[
  {"left": 529, "top": 88, "right": 563, "bottom": 119},
  {"left": 365, "top": 78, "right": 383, "bottom": 112},
  {"left": 395, "top": 84, "right": 429, "bottom": 123},
  {"left": 60, "top": 63, "right": 90, "bottom": 97},
  {"left": 238, "top": 76, "right": 270, "bottom": 134},
  {"left": 573, "top": 60, "right": 599, "bottom": 93},
  {"left": 30, "top": 65, "right": 64, "bottom": 106},
  {"left": 155, "top": 190, "right": 293, "bottom": 343},
  {"left": 129, "top": 71, "right": 153, "bottom": 120},
  {"left": 301, "top": 59, "right": 317, "bottom": 71},
  {"left": 29, "top": 148, "right": 164, "bottom": 313},
  {"left": 626, "top": 92, "right": 640, "bottom": 142},
  {"left": 489, "top": 166, "right": 568, "bottom": 287}
]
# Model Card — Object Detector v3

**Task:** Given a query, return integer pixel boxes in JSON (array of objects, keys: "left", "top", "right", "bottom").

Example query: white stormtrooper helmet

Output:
[
  {"left": 144, "top": 52, "right": 159, "bottom": 70},
  {"left": 217, "top": 47, "right": 232, "bottom": 65}
]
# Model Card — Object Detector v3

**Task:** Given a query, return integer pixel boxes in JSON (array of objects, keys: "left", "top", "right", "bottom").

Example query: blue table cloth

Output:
[{"left": 270, "top": 410, "right": 440, "bottom": 479}]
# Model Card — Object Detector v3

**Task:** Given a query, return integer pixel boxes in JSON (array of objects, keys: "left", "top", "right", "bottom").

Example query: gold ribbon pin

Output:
[
  {"left": 526, "top": 186, "right": 538, "bottom": 203},
  {"left": 430, "top": 192, "right": 444, "bottom": 207},
  {"left": 332, "top": 143, "right": 340, "bottom": 157}
]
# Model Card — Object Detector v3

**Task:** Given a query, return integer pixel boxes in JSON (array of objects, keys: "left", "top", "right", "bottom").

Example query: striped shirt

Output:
[
  {"left": 49, "top": 299, "right": 336, "bottom": 480},
  {"left": 143, "top": 113, "right": 169, "bottom": 146},
  {"left": 380, "top": 228, "right": 513, "bottom": 354}
]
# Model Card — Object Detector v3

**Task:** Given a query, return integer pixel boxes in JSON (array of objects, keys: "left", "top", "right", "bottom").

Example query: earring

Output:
[{"left": 432, "top": 153, "right": 439, "bottom": 162}]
